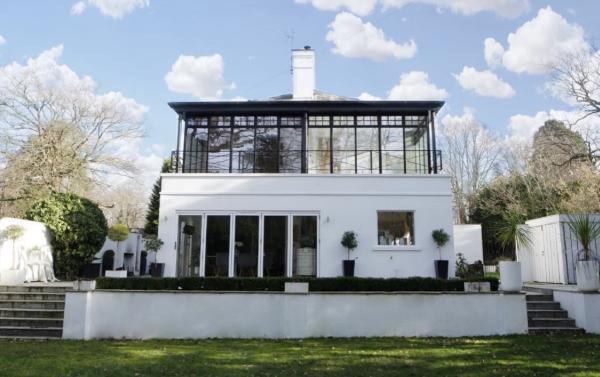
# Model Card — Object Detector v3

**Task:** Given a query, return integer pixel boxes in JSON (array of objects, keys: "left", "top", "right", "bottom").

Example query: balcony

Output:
[{"left": 170, "top": 149, "right": 442, "bottom": 174}]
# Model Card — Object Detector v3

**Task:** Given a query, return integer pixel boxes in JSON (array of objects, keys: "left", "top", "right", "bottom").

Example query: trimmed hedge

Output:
[{"left": 95, "top": 276, "right": 499, "bottom": 292}]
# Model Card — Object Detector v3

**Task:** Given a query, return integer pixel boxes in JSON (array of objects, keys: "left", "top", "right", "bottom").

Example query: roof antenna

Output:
[{"left": 285, "top": 29, "right": 295, "bottom": 74}]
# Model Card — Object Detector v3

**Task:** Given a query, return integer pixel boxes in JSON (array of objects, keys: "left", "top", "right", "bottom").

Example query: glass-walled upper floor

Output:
[{"left": 172, "top": 113, "right": 442, "bottom": 174}]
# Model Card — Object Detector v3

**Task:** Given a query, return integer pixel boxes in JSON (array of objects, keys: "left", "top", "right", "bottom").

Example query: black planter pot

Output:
[
  {"left": 434, "top": 260, "right": 449, "bottom": 280},
  {"left": 343, "top": 260, "right": 355, "bottom": 277}
]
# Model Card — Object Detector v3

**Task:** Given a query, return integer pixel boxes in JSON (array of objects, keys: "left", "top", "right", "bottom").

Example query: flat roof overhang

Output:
[{"left": 168, "top": 100, "right": 444, "bottom": 117}]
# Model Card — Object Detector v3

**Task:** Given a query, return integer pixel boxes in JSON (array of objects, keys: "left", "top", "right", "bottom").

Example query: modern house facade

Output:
[{"left": 157, "top": 48, "right": 455, "bottom": 278}]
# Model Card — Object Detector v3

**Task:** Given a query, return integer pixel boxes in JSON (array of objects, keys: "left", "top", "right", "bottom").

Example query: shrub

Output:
[
  {"left": 25, "top": 192, "right": 108, "bottom": 279},
  {"left": 340, "top": 231, "right": 358, "bottom": 260},
  {"left": 144, "top": 235, "right": 164, "bottom": 253},
  {"left": 431, "top": 229, "right": 450, "bottom": 259},
  {"left": 108, "top": 223, "right": 129, "bottom": 243},
  {"left": 96, "top": 276, "right": 499, "bottom": 292},
  {"left": 455, "top": 253, "right": 469, "bottom": 278}
]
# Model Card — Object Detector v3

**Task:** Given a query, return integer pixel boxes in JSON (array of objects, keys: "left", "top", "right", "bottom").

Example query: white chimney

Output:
[{"left": 292, "top": 46, "right": 315, "bottom": 100}]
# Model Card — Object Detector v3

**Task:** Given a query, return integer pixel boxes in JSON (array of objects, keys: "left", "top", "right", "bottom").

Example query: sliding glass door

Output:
[
  {"left": 177, "top": 213, "right": 318, "bottom": 278},
  {"left": 234, "top": 215, "right": 259, "bottom": 277},
  {"left": 263, "top": 216, "right": 288, "bottom": 277},
  {"left": 205, "top": 215, "right": 231, "bottom": 277}
]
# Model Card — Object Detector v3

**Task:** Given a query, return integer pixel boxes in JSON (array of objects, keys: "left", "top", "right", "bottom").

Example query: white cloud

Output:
[
  {"left": 454, "top": 66, "right": 515, "bottom": 98},
  {"left": 387, "top": 71, "right": 448, "bottom": 100},
  {"left": 484, "top": 37, "right": 504, "bottom": 68},
  {"left": 326, "top": 12, "right": 417, "bottom": 61},
  {"left": 358, "top": 92, "right": 382, "bottom": 100},
  {"left": 381, "top": 0, "right": 530, "bottom": 18},
  {"left": 507, "top": 109, "right": 599, "bottom": 146},
  {"left": 486, "top": 6, "right": 589, "bottom": 74},
  {"left": 295, "top": 0, "right": 377, "bottom": 16},
  {"left": 0, "top": 35, "right": 6, "bottom": 46},
  {"left": 71, "top": 0, "right": 149, "bottom": 19},
  {"left": 164, "top": 54, "right": 235, "bottom": 100},
  {"left": 108, "top": 138, "right": 164, "bottom": 192},
  {"left": 70, "top": 1, "right": 87, "bottom": 15}
]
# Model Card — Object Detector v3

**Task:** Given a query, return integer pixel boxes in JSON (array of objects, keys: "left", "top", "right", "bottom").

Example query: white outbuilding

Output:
[{"left": 517, "top": 214, "right": 600, "bottom": 284}]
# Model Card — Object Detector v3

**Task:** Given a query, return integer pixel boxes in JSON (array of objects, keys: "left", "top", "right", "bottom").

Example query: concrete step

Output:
[
  {"left": 0, "top": 317, "right": 63, "bottom": 328},
  {"left": 526, "top": 301, "right": 561, "bottom": 310},
  {"left": 0, "top": 286, "right": 69, "bottom": 293},
  {"left": 529, "top": 318, "right": 577, "bottom": 328},
  {"left": 0, "top": 300, "right": 65, "bottom": 310},
  {"left": 529, "top": 327, "right": 586, "bottom": 335},
  {"left": 525, "top": 294, "right": 553, "bottom": 302},
  {"left": 0, "top": 308, "right": 63, "bottom": 319},
  {"left": 0, "top": 326, "right": 62, "bottom": 338},
  {"left": 527, "top": 309, "right": 569, "bottom": 319},
  {"left": 0, "top": 292, "right": 65, "bottom": 301},
  {"left": 522, "top": 286, "right": 554, "bottom": 295}
]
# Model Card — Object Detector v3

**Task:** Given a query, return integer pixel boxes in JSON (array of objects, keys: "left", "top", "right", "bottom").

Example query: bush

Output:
[
  {"left": 455, "top": 253, "right": 469, "bottom": 278},
  {"left": 25, "top": 192, "right": 108, "bottom": 279},
  {"left": 108, "top": 223, "right": 129, "bottom": 242},
  {"left": 96, "top": 276, "right": 499, "bottom": 292}
]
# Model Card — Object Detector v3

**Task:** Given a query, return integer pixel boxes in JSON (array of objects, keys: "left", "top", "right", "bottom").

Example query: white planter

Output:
[
  {"left": 284, "top": 282, "right": 309, "bottom": 294},
  {"left": 499, "top": 261, "right": 522, "bottom": 292},
  {"left": 576, "top": 261, "right": 600, "bottom": 292},
  {"left": 105, "top": 270, "right": 128, "bottom": 278}
]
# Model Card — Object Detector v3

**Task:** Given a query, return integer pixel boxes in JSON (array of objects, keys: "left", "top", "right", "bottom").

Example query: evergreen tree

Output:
[{"left": 143, "top": 159, "right": 172, "bottom": 236}]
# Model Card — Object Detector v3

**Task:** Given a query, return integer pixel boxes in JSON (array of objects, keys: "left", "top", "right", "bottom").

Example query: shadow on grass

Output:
[{"left": 1, "top": 335, "right": 600, "bottom": 377}]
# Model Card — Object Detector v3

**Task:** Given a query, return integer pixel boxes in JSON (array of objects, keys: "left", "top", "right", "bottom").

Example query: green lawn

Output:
[{"left": 2, "top": 335, "right": 600, "bottom": 377}]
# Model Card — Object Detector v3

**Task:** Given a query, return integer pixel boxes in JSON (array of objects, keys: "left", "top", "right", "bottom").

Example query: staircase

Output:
[
  {"left": 0, "top": 285, "right": 67, "bottom": 340},
  {"left": 525, "top": 292, "right": 584, "bottom": 334}
]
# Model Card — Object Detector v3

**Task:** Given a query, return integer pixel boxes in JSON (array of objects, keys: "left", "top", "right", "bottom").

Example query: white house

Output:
[{"left": 156, "top": 47, "right": 455, "bottom": 278}]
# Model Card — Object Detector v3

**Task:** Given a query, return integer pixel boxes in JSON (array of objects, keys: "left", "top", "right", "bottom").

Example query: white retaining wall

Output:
[
  {"left": 63, "top": 290, "right": 527, "bottom": 339},
  {"left": 553, "top": 290, "right": 600, "bottom": 334}
]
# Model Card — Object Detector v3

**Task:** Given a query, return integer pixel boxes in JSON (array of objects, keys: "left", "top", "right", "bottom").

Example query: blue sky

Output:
[{"left": 0, "top": 0, "right": 598, "bottom": 189}]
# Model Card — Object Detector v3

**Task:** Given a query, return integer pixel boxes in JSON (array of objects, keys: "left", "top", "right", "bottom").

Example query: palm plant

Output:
[
  {"left": 493, "top": 211, "right": 531, "bottom": 260},
  {"left": 567, "top": 214, "right": 600, "bottom": 261}
]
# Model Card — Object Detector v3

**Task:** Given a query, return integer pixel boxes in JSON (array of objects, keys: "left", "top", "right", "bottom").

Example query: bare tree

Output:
[
  {"left": 439, "top": 112, "right": 502, "bottom": 224},
  {"left": 0, "top": 68, "right": 145, "bottom": 212},
  {"left": 552, "top": 50, "right": 600, "bottom": 164}
]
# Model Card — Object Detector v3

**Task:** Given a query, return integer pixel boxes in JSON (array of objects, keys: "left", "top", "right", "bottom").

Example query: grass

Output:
[{"left": 1, "top": 335, "right": 600, "bottom": 376}]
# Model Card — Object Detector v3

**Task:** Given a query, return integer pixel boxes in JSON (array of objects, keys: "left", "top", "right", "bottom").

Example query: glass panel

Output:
[
  {"left": 357, "top": 116, "right": 377, "bottom": 126},
  {"left": 255, "top": 127, "right": 278, "bottom": 172},
  {"left": 293, "top": 216, "right": 317, "bottom": 277},
  {"left": 184, "top": 127, "right": 208, "bottom": 173},
  {"left": 177, "top": 216, "right": 202, "bottom": 277},
  {"left": 381, "top": 128, "right": 404, "bottom": 174},
  {"left": 263, "top": 216, "right": 288, "bottom": 277},
  {"left": 205, "top": 215, "right": 230, "bottom": 277},
  {"left": 332, "top": 128, "right": 355, "bottom": 173},
  {"left": 377, "top": 212, "right": 415, "bottom": 246},
  {"left": 234, "top": 216, "right": 259, "bottom": 277},
  {"left": 356, "top": 128, "right": 379, "bottom": 174},
  {"left": 231, "top": 128, "right": 254, "bottom": 173},
  {"left": 308, "top": 128, "right": 330, "bottom": 173},
  {"left": 208, "top": 128, "right": 231, "bottom": 173},
  {"left": 308, "top": 116, "right": 330, "bottom": 127},
  {"left": 405, "top": 127, "right": 428, "bottom": 174},
  {"left": 280, "top": 127, "right": 302, "bottom": 173}
]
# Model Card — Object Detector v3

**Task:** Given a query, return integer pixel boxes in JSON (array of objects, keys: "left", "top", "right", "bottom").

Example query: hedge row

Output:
[{"left": 95, "top": 276, "right": 499, "bottom": 292}]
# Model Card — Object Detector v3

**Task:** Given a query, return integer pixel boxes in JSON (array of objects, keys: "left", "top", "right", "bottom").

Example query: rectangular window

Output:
[
  {"left": 293, "top": 215, "right": 317, "bottom": 276},
  {"left": 231, "top": 128, "right": 254, "bottom": 173},
  {"left": 357, "top": 116, "right": 378, "bottom": 126},
  {"left": 279, "top": 127, "right": 302, "bottom": 173},
  {"left": 309, "top": 116, "right": 330, "bottom": 127},
  {"left": 332, "top": 127, "right": 355, "bottom": 173},
  {"left": 380, "top": 128, "right": 404, "bottom": 174},
  {"left": 356, "top": 127, "right": 379, "bottom": 174},
  {"left": 307, "top": 127, "right": 331, "bottom": 173},
  {"left": 405, "top": 127, "right": 428, "bottom": 174},
  {"left": 207, "top": 128, "right": 231, "bottom": 173},
  {"left": 205, "top": 215, "right": 231, "bottom": 276},
  {"left": 377, "top": 211, "right": 414, "bottom": 246}
]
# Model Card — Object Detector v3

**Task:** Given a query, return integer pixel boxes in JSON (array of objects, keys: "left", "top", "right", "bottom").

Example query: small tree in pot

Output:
[
  {"left": 568, "top": 214, "right": 600, "bottom": 291},
  {"left": 493, "top": 211, "right": 531, "bottom": 291},
  {"left": 341, "top": 231, "right": 358, "bottom": 277},
  {"left": 431, "top": 229, "right": 450, "bottom": 279}
]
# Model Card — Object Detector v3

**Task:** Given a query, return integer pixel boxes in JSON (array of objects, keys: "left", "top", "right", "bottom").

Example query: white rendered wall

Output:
[
  {"left": 157, "top": 174, "right": 455, "bottom": 278},
  {"left": 94, "top": 232, "right": 145, "bottom": 275},
  {"left": 453, "top": 224, "right": 483, "bottom": 263},
  {"left": 554, "top": 290, "right": 600, "bottom": 334},
  {"left": 63, "top": 290, "right": 527, "bottom": 339}
]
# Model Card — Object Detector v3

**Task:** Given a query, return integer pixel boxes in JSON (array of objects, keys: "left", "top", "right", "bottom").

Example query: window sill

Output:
[{"left": 372, "top": 245, "right": 421, "bottom": 252}]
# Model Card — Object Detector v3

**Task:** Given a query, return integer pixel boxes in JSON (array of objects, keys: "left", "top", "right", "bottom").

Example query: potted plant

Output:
[
  {"left": 431, "top": 228, "right": 450, "bottom": 279},
  {"left": 340, "top": 231, "right": 358, "bottom": 277},
  {"left": 144, "top": 235, "right": 164, "bottom": 277},
  {"left": 493, "top": 211, "right": 531, "bottom": 291},
  {"left": 568, "top": 214, "right": 600, "bottom": 291}
]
